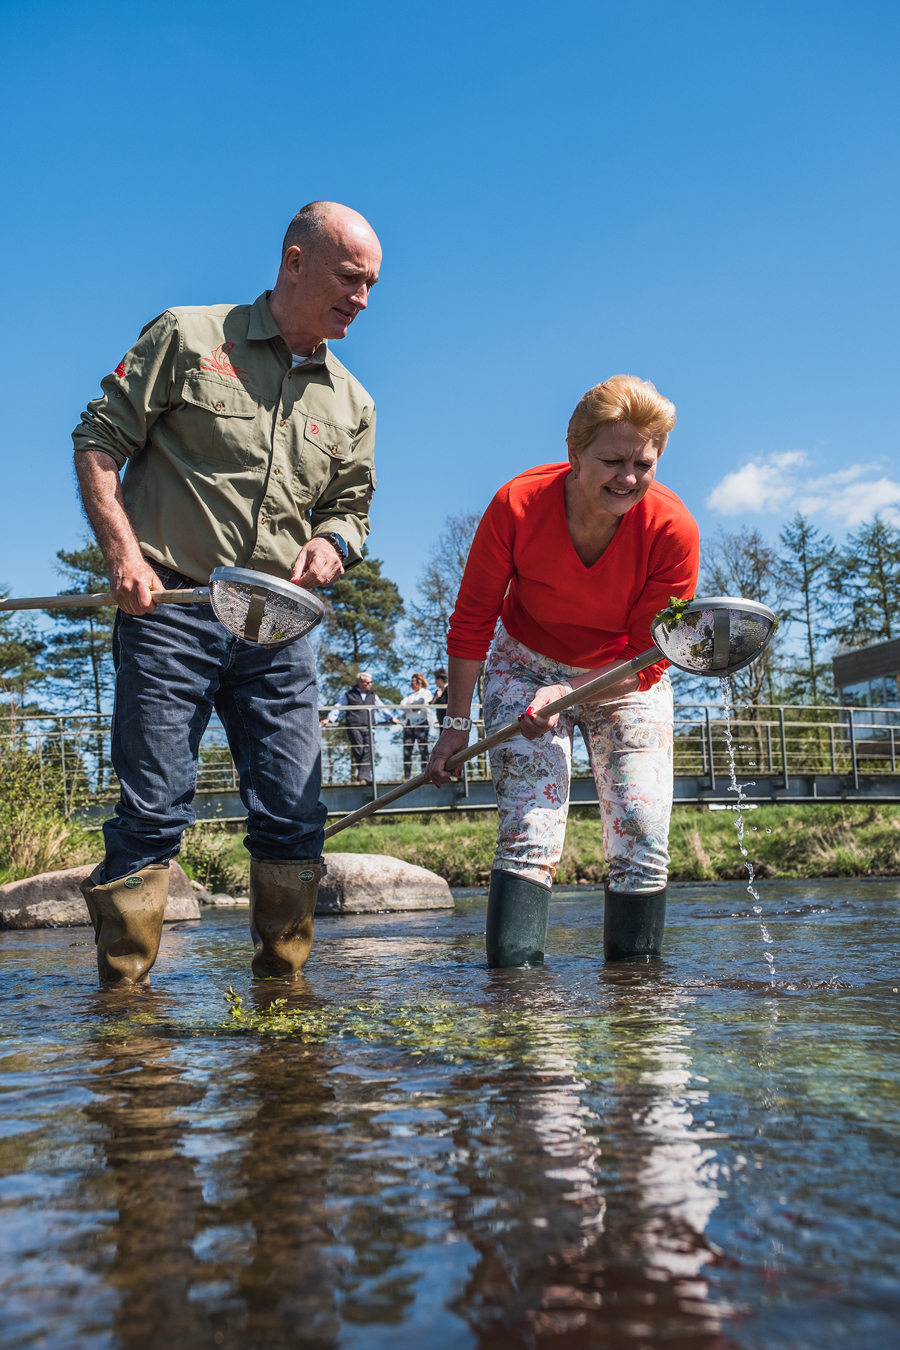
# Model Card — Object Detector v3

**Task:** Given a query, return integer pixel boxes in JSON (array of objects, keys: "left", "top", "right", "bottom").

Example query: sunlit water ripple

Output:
[{"left": 1, "top": 880, "right": 899, "bottom": 1349}]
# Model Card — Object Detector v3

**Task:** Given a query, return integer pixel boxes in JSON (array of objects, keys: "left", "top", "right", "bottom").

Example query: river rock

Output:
[
  {"left": 0, "top": 861, "right": 201, "bottom": 929},
  {"left": 317, "top": 853, "right": 453, "bottom": 914}
]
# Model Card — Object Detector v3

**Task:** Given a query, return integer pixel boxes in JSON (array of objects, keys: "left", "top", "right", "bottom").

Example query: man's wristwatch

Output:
[{"left": 317, "top": 532, "right": 348, "bottom": 561}]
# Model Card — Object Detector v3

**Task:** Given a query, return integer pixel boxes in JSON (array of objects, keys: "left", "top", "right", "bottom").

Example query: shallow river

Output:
[{"left": 1, "top": 879, "right": 899, "bottom": 1350}]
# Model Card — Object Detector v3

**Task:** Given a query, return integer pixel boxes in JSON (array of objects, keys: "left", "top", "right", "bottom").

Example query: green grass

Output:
[{"left": 206, "top": 802, "right": 900, "bottom": 890}]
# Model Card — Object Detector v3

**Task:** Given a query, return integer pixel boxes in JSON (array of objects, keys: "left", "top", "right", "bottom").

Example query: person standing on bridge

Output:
[
  {"left": 427, "top": 376, "right": 699, "bottom": 968},
  {"left": 73, "top": 202, "right": 382, "bottom": 985},
  {"left": 321, "top": 671, "right": 399, "bottom": 783}
]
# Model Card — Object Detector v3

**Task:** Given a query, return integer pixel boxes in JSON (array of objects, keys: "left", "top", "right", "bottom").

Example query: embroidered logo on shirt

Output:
[
  {"left": 309, "top": 423, "right": 319, "bottom": 434},
  {"left": 200, "top": 342, "right": 249, "bottom": 382},
  {"left": 115, "top": 361, "right": 126, "bottom": 377}
]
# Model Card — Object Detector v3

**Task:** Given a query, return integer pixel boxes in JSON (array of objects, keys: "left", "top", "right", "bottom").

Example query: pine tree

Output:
[
  {"left": 778, "top": 513, "right": 835, "bottom": 704},
  {"left": 318, "top": 550, "right": 404, "bottom": 702},
  {"left": 0, "top": 600, "right": 47, "bottom": 722},
  {"left": 45, "top": 541, "right": 116, "bottom": 791},
  {"left": 829, "top": 516, "right": 900, "bottom": 648}
]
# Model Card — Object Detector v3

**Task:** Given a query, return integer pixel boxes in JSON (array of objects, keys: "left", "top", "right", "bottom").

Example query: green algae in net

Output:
[{"left": 656, "top": 595, "right": 695, "bottom": 632}]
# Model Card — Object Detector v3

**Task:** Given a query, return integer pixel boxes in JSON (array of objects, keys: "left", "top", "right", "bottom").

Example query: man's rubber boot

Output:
[
  {"left": 79, "top": 864, "right": 170, "bottom": 984},
  {"left": 486, "top": 869, "right": 551, "bottom": 968},
  {"left": 603, "top": 883, "right": 667, "bottom": 961},
  {"left": 249, "top": 858, "right": 323, "bottom": 979}
]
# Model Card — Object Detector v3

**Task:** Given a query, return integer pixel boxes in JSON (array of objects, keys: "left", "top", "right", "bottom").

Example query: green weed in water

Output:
[{"left": 222, "top": 987, "right": 624, "bottom": 1071}]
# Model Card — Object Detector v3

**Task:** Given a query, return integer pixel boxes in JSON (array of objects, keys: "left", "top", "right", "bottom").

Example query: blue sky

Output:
[{"left": 1, "top": 0, "right": 898, "bottom": 609}]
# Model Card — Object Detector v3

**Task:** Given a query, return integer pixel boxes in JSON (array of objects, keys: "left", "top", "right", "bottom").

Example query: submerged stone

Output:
[
  {"left": 317, "top": 853, "right": 453, "bottom": 913},
  {"left": 0, "top": 861, "right": 201, "bottom": 928}
]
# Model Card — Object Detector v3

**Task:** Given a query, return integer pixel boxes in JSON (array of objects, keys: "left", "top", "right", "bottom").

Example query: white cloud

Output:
[{"left": 706, "top": 451, "right": 900, "bottom": 527}]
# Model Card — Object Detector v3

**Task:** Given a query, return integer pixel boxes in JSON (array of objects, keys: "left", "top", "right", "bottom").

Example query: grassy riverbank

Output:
[
  {"left": 190, "top": 802, "right": 900, "bottom": 891},
  {"left": 4, "top": 803, "right": 898, "bottom": 891},
  {"left": 318, "top": 803, "right": 900, "bottom": 887}
]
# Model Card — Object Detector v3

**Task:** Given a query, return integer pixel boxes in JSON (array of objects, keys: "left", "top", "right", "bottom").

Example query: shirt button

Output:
[
  {"left": 280, "top": 418, "right": 287, "bottom": 426},
  {"left": 260, "top": 514, "right": 267, "bottom": 524},
  {"left": 214, "top": 401, "right": 224, "bottom": 411},
  {"left": 274, "top": 467, "right": 281, "bottom": 475}
]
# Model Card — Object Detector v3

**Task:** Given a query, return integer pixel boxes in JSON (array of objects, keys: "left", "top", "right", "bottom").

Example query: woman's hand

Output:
[
  {"left": 426, "top": 728, "right": 470, "bottom": 785},
  {"left": 517, "top": 682, "right": 571, "bottom": 741}
]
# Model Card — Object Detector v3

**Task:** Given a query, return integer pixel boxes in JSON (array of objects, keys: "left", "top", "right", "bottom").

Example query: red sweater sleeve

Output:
[
  {"left": 624, "top": 509, "right": 700, "bottom": 690},
  {"left": 447, "top": 487, "right": 515, "bottom": 660}
]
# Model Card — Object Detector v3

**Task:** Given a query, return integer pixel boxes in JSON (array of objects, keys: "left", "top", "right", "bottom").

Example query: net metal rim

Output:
[
  {"left": 209, "top": 567, "right": 327, "bottom": 617},
  {"left": 208, "top": 566, "right": 326, "bottom": 645},
  {"left": 649, "top": 594, "right": 778, "bottom": 678}
]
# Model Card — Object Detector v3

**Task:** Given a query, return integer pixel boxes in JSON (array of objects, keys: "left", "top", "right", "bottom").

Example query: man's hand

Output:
[
  {"left": 290, "top": 537, "right": 344, "bottom": 589},
  {"left": 111, "top": 558, "right": 166, "bottom": 616},
  {"left": 426, "top": 728, "right": 470, "bottom": 785},
  {"left": 75, "top": 450, "right": 165, "bottom": 616}
]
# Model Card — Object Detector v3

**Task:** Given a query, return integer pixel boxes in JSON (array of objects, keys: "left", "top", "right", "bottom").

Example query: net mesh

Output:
[
  {"left": 209, "top": 578, "right": 322, "bottom": 645},
  {"left": 654, "top": 607, "right": 775, "bottom": 674}
]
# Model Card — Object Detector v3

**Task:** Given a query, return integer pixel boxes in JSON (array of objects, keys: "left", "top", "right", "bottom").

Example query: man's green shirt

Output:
[{"left": 72, "top": 292, "right": 376, "bottom": 583}]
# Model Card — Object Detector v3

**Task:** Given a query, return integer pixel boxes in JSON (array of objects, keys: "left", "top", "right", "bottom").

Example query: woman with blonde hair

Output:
[
  {"left": 400, "top": 672, "right": 433, "bottom": 778},
  {"left": 427, "top": 376, "right": 699, "bottom": 967}
]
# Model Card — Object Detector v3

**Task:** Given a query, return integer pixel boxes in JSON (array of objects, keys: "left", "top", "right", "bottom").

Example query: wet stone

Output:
[
  {"left": 0, "top": 860, "right": 201, "bottom": 928},
  {"left": 317, "top": 852, "right": 453, "bottom": 913}
]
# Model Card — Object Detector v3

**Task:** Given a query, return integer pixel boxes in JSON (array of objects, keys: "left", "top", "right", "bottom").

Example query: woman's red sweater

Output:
[{"left": 447, "top": 464, "right": 700, "bottom": 689}]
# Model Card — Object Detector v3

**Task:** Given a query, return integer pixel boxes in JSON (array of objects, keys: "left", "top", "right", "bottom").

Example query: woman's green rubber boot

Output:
[
  {"left": 603, "top": 883, "right": 667, "bottom": 961},
  {"left": 486, "top": 869, "right": 551, "bottom": 968}
]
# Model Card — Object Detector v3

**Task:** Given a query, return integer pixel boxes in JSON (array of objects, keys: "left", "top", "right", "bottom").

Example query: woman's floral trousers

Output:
[{"left": 484, "top": 624, "right": 674, "bottom": 892}]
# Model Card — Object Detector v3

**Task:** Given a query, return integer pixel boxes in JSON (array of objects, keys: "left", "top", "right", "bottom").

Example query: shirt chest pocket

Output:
[
  {"left": 179, "top": 374, "right": 259, "bottom": 468},
  {"left": 294, "top": 416, "right": 356, "bottom": 496}
]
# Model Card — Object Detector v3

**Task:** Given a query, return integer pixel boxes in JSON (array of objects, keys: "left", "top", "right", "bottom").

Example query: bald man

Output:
[{"left": 72, "top": 202, "right": 382, "bottom": 986}]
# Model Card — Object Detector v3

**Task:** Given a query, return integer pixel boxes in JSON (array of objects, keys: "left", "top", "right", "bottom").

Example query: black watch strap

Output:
[{"left": 318, "top": 532, "right": 348, "bottom": 561}]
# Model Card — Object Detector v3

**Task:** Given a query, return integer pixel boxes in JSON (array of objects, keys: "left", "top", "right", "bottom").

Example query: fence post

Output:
[
  {"left": 705, "top": 705, "right": 716, "bottom": 791},
  {"left": 368, "top": 705, "right": 378, "bottom": 798},
  {"left": 829, "top": 722, "right": 836, "bottom": 774},
  {"left": 777, "top": 706, "right": 789, "bottom": 791},
  {"left": 847, "top": 710, "right": 859, "bottom": 791},
  {"left": 59, "top": 720, "right": 69, "bottom": 819},
  {"left": 890, "top": 721, "right": 897, "bottom": 774}
]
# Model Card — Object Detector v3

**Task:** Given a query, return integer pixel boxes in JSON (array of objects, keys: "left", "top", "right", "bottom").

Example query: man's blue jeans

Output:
[{"left": 101, "top": 563, "right": 327, "bottom": 883}]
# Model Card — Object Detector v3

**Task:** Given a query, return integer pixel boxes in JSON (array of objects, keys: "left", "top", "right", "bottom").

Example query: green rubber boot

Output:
[
  {"left": 79, "top": 863, "right": 170, "bottom": 984},
  {"left": 250, "top": 858, "right": 323, "bottom": 979},
  {"left": 603, "top": 883, "right": 667, "bottom": 961},
  {"left": 486, "top": 869, "right": 551, "bottom": 968}
]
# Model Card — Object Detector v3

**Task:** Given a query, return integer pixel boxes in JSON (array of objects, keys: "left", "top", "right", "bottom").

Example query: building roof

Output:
[{"left": 832, "top": 636, "right": 900, "bottom": 687}]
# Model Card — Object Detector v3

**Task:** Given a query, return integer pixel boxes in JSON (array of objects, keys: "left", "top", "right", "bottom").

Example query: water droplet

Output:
[{"left": 766, "top": 829, "right": 772, "bottom": 834}]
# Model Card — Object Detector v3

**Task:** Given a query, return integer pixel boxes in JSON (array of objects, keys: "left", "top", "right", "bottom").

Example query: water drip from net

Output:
[{"left": 720, "top": 675, "right": 775, "bottom": 986}]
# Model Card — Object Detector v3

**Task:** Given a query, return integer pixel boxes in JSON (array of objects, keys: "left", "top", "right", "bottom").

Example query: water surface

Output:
[{"left": 2, "top": 879, "right": 899, "bottom": 1349}]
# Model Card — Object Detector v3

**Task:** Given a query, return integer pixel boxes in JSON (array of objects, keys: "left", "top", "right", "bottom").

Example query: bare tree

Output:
[
  {"left": 405, "top": 512, "right": 482, "bottom": 668},
  {"left": 680, "top": 527, "right": 787, "bottom": 706}
]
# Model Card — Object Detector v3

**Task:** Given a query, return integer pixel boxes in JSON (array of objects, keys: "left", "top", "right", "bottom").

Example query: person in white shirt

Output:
[{"left": 399, "top": 673, "right": 434, "bottom": 778}]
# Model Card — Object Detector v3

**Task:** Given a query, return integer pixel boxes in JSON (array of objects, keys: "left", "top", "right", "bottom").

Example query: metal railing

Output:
[{"left": 0, "top": 701, "right": 897, "bottom": 815}]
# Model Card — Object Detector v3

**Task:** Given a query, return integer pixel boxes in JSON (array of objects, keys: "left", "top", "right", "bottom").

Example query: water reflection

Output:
[
  {"left": 2, "top": 883, "right": 899, "bottom": 1347},
  {"left": 80, "top": 991, "right": 214, "bottom": 1347},
  {"left": 441, "top": 968, "right": 730, "bottom": 1344}
]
